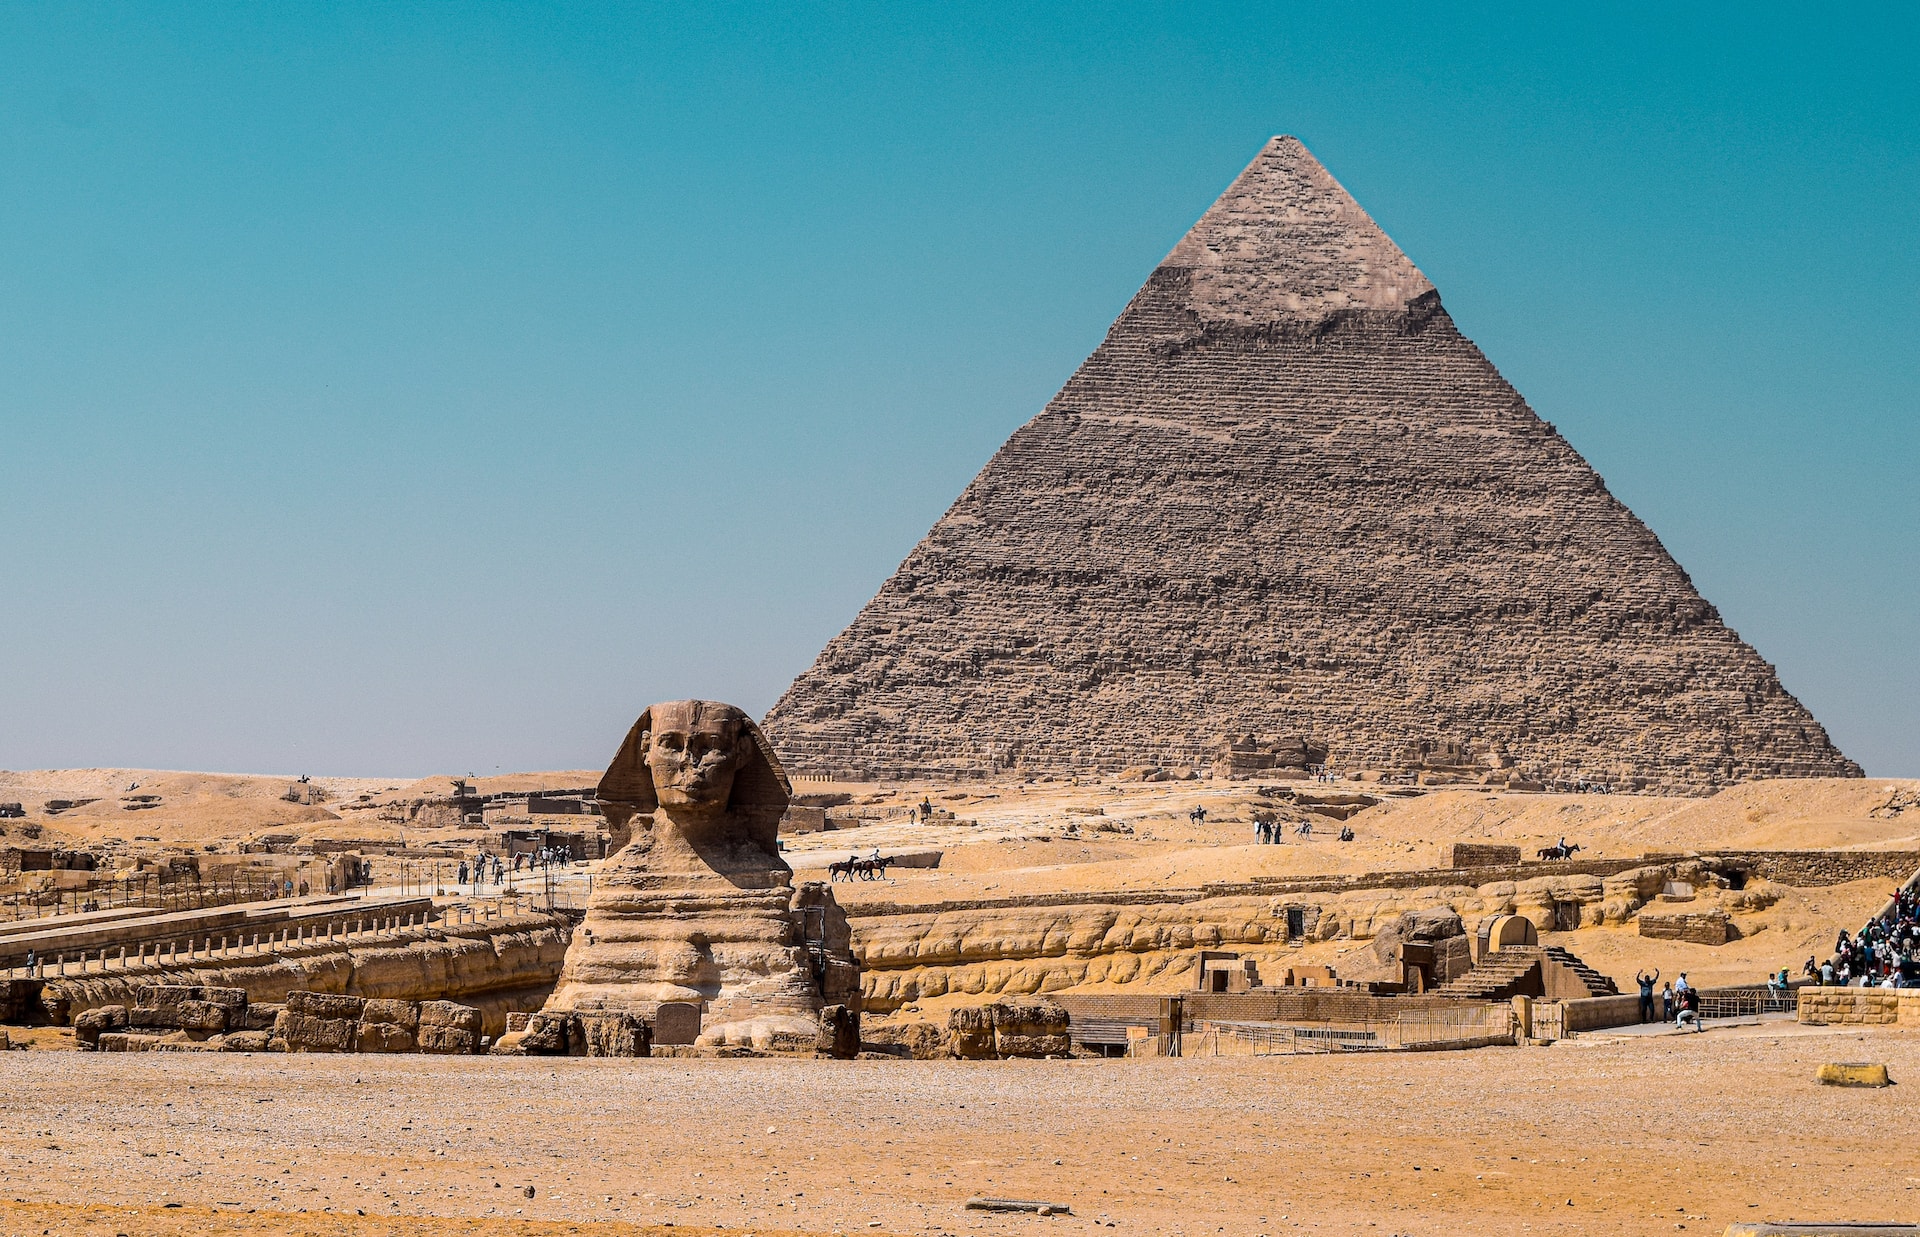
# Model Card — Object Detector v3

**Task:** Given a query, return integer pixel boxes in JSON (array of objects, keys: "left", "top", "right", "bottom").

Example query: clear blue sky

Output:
[{"left": 3, "top": 4, "right": 1914, "bottom": 778}]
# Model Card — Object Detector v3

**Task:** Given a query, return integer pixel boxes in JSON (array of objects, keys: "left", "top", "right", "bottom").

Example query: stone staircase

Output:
[
  {"left": 1543, "top": 945, "right": 1618, "bottom": 996},
  {"left": 1432, "top": 945, "right": 1618, "bottom": 1001},
  {"left": 1433, "top": 950, "right": 1542, "bottom": 1001}
]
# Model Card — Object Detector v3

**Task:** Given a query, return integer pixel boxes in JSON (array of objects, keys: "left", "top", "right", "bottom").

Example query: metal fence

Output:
[
  {"left": 1, "top": 872, "right": 310, "bottom": 922},
  {"left": 1190, "top": 1007, "right": 1511, "bottom": 1056},
  {"left": 1695, "top": 987, "right": 1798, "bottom": 1019}
]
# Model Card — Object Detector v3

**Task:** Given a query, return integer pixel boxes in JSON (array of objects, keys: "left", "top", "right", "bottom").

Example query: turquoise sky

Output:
[{"left": 3, "top": 5, "right": 1915, "bottom": 777}]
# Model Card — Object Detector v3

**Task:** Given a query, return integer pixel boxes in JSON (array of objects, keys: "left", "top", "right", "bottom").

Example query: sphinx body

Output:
[{"left": 543, "top": 700, "right": 856, "bottom": 1046}]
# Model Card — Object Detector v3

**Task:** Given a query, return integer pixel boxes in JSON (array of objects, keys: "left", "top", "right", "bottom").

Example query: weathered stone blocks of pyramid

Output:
[{"left": 766, "top": 137, "right": 1859, "bottom": 792}]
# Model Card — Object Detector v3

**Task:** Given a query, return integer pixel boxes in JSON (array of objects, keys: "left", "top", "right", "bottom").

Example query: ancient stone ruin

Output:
[
  {"left": 765, "top": 136, "right": 1860, "bottom": 792},
  {"left": 538, "top": 700, "right": 860, "bottom": 1052}
]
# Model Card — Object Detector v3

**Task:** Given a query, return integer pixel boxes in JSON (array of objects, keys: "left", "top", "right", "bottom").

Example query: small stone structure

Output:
[
  {"left": 1445, "top": 843, "right": 1522, "bottom": 868},
  {"left": 541, "top": 700, "right": 861, "bottom": 1051},
  {"left": 1194, "top": 951, "right": 1261, "bottom": 993},
  {"left": 948, "top": 998, "right": 1071, "bottom": 1059},
  {"left": 1212, "top": 735, "right": 1330, "bottom": 780},
  {"left": 1636, "top": 910, "right": 1733, "bottom": 944}
]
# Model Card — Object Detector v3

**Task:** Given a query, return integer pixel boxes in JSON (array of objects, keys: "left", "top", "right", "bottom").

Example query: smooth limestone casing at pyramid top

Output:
[{"left": 764, "top": 137, "right": 1860, "bottom": 793}]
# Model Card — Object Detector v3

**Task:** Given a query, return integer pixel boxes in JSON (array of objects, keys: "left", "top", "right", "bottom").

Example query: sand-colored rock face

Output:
[
  {"left": 544, "top": 701, "right": 851, "bottom": 1043},
  {"left": 765, "top": 136, "right": 1858, "bottom": 791}
]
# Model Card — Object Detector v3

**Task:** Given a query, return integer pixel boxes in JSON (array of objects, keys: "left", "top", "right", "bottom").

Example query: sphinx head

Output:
[
  {"left": 645, "top": 700, "right": 751, "bottom": 814},
  {"left": 596, "top": 699, "right": 792, "bottom": 849}
]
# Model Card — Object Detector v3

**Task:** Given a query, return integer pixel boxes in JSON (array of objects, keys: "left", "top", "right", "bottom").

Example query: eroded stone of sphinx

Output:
[{"left": 542, "top": 700, "right": 859, "bottom": 1050}]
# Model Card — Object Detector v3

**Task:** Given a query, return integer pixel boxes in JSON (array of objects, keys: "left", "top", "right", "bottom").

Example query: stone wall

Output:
[
  {"left": 1445, "top": 843, "right": 1522, "bottom": 868},
  {"left": 1636, "top": 911, "right": 1732, "bottom": 945},
  {"left": 1559, "top": 993, "right": 1643, "bottom": 1032},
  {"left": 1795, "top": 986, "right": 1920, "bottom": 1027}
]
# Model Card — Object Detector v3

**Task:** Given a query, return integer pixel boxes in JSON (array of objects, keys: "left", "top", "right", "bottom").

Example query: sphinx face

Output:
[{"left": 645, "top": 702, "right": 749, "bottom": 813}]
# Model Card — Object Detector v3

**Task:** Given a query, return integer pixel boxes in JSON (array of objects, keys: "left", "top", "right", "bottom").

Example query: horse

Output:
[
  {"left": 828, "top": 859, "right": 857, "bottom": 882},
  {"left": 856, "top": 856, "right": 893, "bottom": 881},
  {"left": 1537, "top": 842, "right": 1583, "bottom": 861}
]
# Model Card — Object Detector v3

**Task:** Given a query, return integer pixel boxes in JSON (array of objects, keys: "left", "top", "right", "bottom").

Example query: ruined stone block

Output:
[
  {"left": 576, "top": 1013, "right": 649, "bottom": 1058},
  {"left": 418, "top": 1025, "right": 479, "bottom": 1055},
  {"left": 355, "top": 1021, "right": 416, "bottom": 1053},
  {"left": 860, "top": 1019, "right": 948, "bottom": 1060},
  {"left": 1817, "top": 1061, "right": 1891, "bottom": 1087},
  {"left": 285, "top": 990, "right": 365, "bottom": 1021},
  {"left": 135, "top": 984, "right": 199, "bottom": 1010},
  {"left": 817, "top": 1003, "right": 859, "bottom": 1059},
  {"left": 129, "top": 1005, "right": 182, "bottom": 1030},
  {"left": 991, "top": 998, "right": 1071, "bottom": 1059},
  {"left": 174, "top": 1000, "right": 230, "bottom": 1034},
  {"left": 277, "top": 1011, "right": 356, "bottom": 1052},
  {"left": 517, "top": 1012, "right": 571, "bottom": 1055},
  {"left": 240, "top": 1003, "right": 283, "bottom": 1032},
  {"left": 948, "top": 1006, "right": 996, "bottom": 1059},
  {"left": 360, "top": 999, "right": 421, "bottom": 1031},
  {"left": 417, "top": 1000, "right": 482, "bottom": 1035},
  {"left": 73, "top": 1004, "right": 129, "bottom": 1048},
  {"left": 221, "top": 1030, "right": 273, "bottom": 1053}
]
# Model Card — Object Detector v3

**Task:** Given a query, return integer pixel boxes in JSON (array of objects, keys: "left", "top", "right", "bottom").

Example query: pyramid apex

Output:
[{"left": 1162, "top": 137, "right": 1434, "bottom": 324}]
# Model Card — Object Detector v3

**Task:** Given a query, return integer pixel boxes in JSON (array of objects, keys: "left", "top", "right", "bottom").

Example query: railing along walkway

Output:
[{"left": 4, "top": 902, "right": 525, "bottom": 981}]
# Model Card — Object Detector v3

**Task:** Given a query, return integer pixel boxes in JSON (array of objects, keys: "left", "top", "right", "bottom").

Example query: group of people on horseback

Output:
[{"left": 828, "top": 850, "right": 892, "bottom": 882}]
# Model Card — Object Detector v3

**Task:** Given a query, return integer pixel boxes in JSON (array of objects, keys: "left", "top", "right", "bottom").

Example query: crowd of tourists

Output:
[
  {"left": 453, "top": 846, "right": 581, "bottom": 891},
  {"left": 1805, "top": 881, "right": 1920, "bottom": 988}
]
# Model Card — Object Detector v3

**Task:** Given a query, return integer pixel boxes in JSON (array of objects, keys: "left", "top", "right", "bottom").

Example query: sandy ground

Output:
[{"left": 3, "top": 1023, "right": 1918, "bottom": 1237}]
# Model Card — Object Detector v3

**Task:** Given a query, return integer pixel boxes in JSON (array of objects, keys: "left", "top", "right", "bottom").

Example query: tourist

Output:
[
  {"left": 1255, "top": 820, "right": 1269, "bottom": 844},
  {"left": 1677, "top": 985, "right": 1703, "bottom": 1031},
  {"left": 1659, "top": 980, "right": 1674, "bottom": 1021},
  {"left": 1635, "top": 968, "right": 1659, "bottom": 1023},
  {"left": 1673, "top": 972, "right": 1690, "bottom": 999},
  {"left": 458, "top": 861, "right": 469, "bottom": 886}
]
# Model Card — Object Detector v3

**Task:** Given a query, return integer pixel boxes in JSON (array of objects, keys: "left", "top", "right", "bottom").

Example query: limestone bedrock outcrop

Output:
[{"left": 542, "top": 700, "right": 859, "bottom": 1049}]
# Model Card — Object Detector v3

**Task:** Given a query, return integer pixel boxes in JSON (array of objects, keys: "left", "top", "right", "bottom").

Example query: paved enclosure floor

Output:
[{"left": 2, "top": 1022, "right": 1917, "bottom": 1237}]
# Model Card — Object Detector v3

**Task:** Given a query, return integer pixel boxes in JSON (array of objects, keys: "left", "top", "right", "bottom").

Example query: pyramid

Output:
[{"left": 765, "top": 137, "right": 1860, "bottom": 792}]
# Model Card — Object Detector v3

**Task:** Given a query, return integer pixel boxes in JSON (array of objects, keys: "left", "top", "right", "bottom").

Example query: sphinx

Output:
[{"left": 542, "top": 699, "right": 858, "bottom": 1048}]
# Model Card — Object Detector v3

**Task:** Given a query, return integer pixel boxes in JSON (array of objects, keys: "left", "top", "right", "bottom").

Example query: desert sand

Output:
[{"left": 3, "top": 1019, "right": 1917, "bottom": 1237}]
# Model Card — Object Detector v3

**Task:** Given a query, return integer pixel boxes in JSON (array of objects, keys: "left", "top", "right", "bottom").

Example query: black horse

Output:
[{"left": 1537, "top": 842, "right": 1583, "bottom": 860}]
